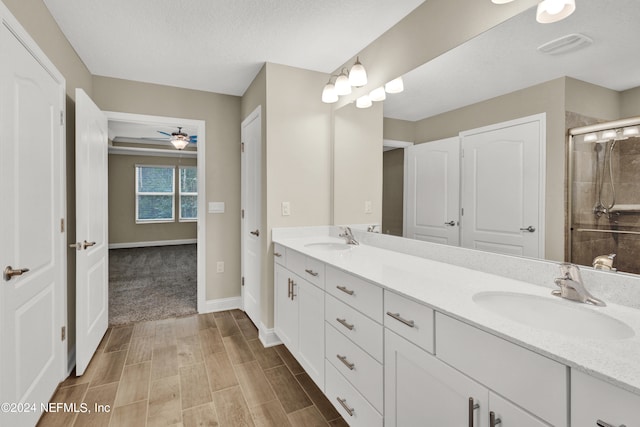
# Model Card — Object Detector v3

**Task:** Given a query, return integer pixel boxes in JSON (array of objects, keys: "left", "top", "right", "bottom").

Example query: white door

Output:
[
  {"left": 74, "top": 89, "right": 109, "bottom": 375},
  {"left": 461, "top": 115, "right": 544, "bottom": 258},
  {"left": 0, "top": 16, "right": 66, "bottom": 426},
  {"left": 241, "top": 106, "right": 262, "bottom": 328},
  {"left": 404, "top": 137, "right": 460, "bottom": 245}
]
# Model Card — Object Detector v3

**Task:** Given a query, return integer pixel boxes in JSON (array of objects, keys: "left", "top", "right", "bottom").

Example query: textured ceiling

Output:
[
  {"left": 384, "top": 0, "right": 640, "bottom": 122},
  {"left": 43, "top": 0, "right": 425, "bottom": 96}
]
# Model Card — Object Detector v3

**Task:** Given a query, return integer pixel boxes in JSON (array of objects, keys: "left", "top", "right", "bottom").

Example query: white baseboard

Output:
[
  {"left": 67, "top": 345, "right": 76, "bottom": 376},
  {"left": 259, "top": 322, "right": 282, "bottom": 348},
  {"left": 109, "top": 238, "right": 197, "bottom": 249},
  {"left": 200, "top": 296, "right": 242, "bottom": 313}
]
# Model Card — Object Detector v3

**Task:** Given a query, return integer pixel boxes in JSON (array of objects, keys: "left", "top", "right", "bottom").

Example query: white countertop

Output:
[{"left": 273, "top": 234, "right": 640, "bottom": 395}]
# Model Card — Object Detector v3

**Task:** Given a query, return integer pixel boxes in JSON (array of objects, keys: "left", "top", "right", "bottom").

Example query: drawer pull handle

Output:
[
  {"left": 597, "top": 421, "right": 626, "bottom": 427},
  {"left": 468, "top": 397, "right": 479, "bottom": 427},
  {"left": 490, "top": 411, "right": 502, "bottom": 427},
  {"left": 305, "top": 269, "right": 319, "bottom": 277},
  {"left": 386, "top": 311, "right": 415, "bottom": 328},
  {"left": 336, "top": 285, "right": 355, "bottom": 296},
  {"left": 336, "top": 397, "right": 355, "bottom": 417},
  {"left": 274, "top": 252, "right": 282, "bottom": 257},
  {"left": 291, "top": 280, "right": 296, "bottom": 300},
  {"left": 336, "top": 354, "right": 355, "bottom": 370},
  {"left": 336, "top": 318, "right": 354, "bottom": 331}
]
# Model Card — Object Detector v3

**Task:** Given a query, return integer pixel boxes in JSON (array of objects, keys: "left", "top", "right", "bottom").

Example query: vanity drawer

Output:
[
  {"left": 384, "top": 290, "right": 434, "bottom": 354},
  {"left": 273, "top": 243, "right": 285, "bottom": 265},
  {"left": 286, "top": 249, "right": 325, "bottom": 289},
  {"left": 325, "top": 361, "right": 383, "bottom": 427},
  {"left": 326, "top": 265, "right": 382, "bottom": 323},
  {"left": 326, "top": 294, "right": 383, "bottom": 362},
  {"left": 435, "top": 313, "right": 568, "bottom": 427},
  {"left": 326, "top": 323, "right": 383, "bottom": 412}
]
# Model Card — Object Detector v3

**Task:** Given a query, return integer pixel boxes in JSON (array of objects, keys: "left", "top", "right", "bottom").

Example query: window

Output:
[
  {"left": 136, "top": 165, "right": 175, "bottom": 222},
  {"left": 179, "top": 166, "right": 197, "bottom": 221}
]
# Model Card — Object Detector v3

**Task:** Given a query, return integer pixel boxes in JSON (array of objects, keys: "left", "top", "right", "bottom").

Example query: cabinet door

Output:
[
  {"left": 489, "top": 392, "right": 551, "bottom": 427},
  {"left": 298, "top": 279, "right": 325, "bottom": 389},
  {"left": 385, "top": 329, "right": 488, "bottom": 427},
  {"left": 572, "top": 370, "right": 640, "bottom": 427},
  {"left": 274, "top": 265, "right": 298, "bottom": 351}
]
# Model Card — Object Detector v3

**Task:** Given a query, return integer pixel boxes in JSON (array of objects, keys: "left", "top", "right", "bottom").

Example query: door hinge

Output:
[
  {"left": 60, "top": 111, "right": 64, "bottom": 126},
  {"left": 60, "top": 218, "right": 65, "bottom": 232},
  {"left": 241, "top": 142, "right": 245, "bottom": 153},
  {"left": 241, "top": 276, "right": 245, "bottom": 287},
  {"left": 241, "top": 209, "right": 245, "bottom": 219},
  {"left": 61, "top": 326, "right": 66, "bottom": 341}
]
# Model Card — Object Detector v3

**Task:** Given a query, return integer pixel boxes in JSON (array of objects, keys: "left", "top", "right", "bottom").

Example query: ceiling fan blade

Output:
[
  {"left": 157, "top": 131, "right": 172, "bottom": 136},
  {"left": 189, "top": 136, "right": 197, "bottom": 143}
]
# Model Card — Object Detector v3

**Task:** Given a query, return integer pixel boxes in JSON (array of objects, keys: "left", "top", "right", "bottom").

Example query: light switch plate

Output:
[
  {"left": 209, "top": 202, "right": 225, "bottom": 213},
  {"left": 282, "top": 202, "right": 291, "bottom": 216},
  {"left": 216, "top": 261, "right": 224, "bottom": 273},
  {"left": 365, "top": 200, "right": 372, "bottom": 214}
]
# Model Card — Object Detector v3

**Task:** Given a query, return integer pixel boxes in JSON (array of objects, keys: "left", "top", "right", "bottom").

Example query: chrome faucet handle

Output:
[
  {"left": 593, "top": 253, "right": 616, "bottom": 271},
  {"left": 552, "top": 263, "right": 606, "bottom": 306}
]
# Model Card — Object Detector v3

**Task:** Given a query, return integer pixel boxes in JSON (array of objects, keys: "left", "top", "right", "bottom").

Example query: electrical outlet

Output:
[
  {"left": 282, "top": 201, "right": 291, "bottom": 216},
  {"left": 365, "top": 200, "right": 372, "bottom": 214},
  {"left": 216, "top": 261, "right": 224, "bottom": 273}
]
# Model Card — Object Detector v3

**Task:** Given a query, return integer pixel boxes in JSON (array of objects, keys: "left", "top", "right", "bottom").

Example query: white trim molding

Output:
[
  {"left": 259, "top": 323, "right": 282, "bottom": 348},
  {"left": 201, "top": 297, "right": 242, "bottom": 314},
  {"left": 109, "top": 239, "right": 197, "bottom": 249}
]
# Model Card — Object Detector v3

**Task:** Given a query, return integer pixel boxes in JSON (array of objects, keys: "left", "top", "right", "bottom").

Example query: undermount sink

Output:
[
  {"left": 473, "top": 291, "right": 635, "bottom": 340},
  {"left": 304, "top": 242, "right": 352, "bottom": 251}
]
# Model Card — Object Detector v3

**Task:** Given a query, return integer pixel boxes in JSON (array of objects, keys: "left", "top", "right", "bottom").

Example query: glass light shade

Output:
[
  {"left": 600, "top": 129, "right": 618, "bottom": 140},
  {"left": 385, "top": 77, "right": 404, "bottom": 94},
  {"left": 322, "top": 83, "right": 339, "bottom": 103},
  {"left": 582, "top": 133, "right": 597, "bottom": 142},
  {"left": 356, "top": 95, "right": 372, "bottom": 109},
  {"left": 369, "top": 87, "right": 386, "bottom": 102},
  {"left": 335, "top": 72, "right": 352, "bottom": 96},
  {"left": 349, "top": 58, "right": 367, "bottom": 87},
  {"left": 536, "top": 0, "right": 576, "bottom": 23},
  {"left": 171, "top": 137, "right": 189, "bottom": 150},
  {"left": 623, "top": 126, "right": 640, "bottom": 137}
]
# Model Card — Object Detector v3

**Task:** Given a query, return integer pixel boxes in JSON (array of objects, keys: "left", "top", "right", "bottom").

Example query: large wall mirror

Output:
[{"left": 333, "top": 0, "right": 640, "bottom": 274}]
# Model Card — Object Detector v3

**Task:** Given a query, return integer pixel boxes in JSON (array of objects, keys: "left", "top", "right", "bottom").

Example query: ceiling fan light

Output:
[
  {"left": 385, "top": 77, "right": 404, "bottom": 94},
  {"left": 322, "top": 82, "right": 339, "bottom": 103},
  {"left": 171, "top": 136, "right": 189, "bottom": 150},
  {"left": 349, "top": 57, "right": 368, "bottom": 87},
  {"left": 356, "top": 95, "right": 372, "bottom": 109},
  {"left": 536, "top": 0, "right": 576, "bottom": 24},
  {"left": 369, "top": 87, "right": 386, "bottom": 102},
  {"left": 335, "top": 71, "right": 352, "bottom": 96}
]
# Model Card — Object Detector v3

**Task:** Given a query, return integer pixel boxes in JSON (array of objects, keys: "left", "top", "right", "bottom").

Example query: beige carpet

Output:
[{"left": 108, "top": 244, "right": 197, "bottom": 326}]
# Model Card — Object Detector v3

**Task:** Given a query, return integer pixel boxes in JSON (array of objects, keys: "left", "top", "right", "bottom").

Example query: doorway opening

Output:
[{"left": 105, "top": 112, "right": 206, "bottom": 326}]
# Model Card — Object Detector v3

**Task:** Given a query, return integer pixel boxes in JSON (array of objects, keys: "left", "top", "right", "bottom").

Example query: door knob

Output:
[
  {"left": 250, "top": 229, "right": 260, "bottom": 237},
  {"left": 83, "top": 240, "right": 97, "bottom": 249},
  {"left": 4, "top": 266, "right": 30, "bottom": 281},
  {"left": 519, "top": 226, "right": 536, "bottom": 233},
  {"left": 444, "top": 220, "right": 456, "bottom": 226}
]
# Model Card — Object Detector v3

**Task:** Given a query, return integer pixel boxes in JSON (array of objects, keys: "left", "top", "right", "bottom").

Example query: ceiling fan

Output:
[{"left": 156, "top": 127, "right": 197, "bottom": 150}]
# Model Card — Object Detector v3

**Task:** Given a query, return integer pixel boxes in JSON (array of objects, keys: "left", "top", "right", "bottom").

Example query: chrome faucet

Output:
[
  {"left": 339, "top": 227, "right": 359, "bottom": 245},
  {"left": 367, "top": 224, "right": 379, "bottom": 233},
  {"left": 552, "top": 263, "right": 606, "bottom": 306},
  {"left": 593, "top": 253, "right": 616, "bottom": 271}
]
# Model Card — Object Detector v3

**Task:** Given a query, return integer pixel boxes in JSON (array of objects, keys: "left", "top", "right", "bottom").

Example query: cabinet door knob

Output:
[{"left": 490, "top": 411, "right": 502, "bottom": 427}]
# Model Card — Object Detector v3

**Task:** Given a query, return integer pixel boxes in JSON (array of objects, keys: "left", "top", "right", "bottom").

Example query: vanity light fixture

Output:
[
  {"left": 385, "top": 76, "right": 404, "bottom": 94},
  {"left": 322, "top": 77, "right": 339, "bottom": 104},
  {"left": 369, "top": 86, "right": 386, "bottom": 102},
  {"left": 583, "top": 133, "right": 597, "bottom": 142},
  {"left": 623, "top": 126, "right": 640, "bottom": 137},
  {"left": 356, "top": 94, "right": 372, "bottom": 109},
  {"left": 349, "top": 57, "right": 368, "bottom": 87},
  {"left": 600, "top": 129, "right": 618, "bottom": 140},
  {"left": 536, "top": 0, "right": 576, "bottom": 23},
  {"left": 335, "top": 69, "right": 352, "bottom": 96}
]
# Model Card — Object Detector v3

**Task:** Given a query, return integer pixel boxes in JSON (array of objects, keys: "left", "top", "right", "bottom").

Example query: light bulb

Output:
[
  {"left": 349, "top": 57, "right": 367, "bottom": 87},
  {"left": 600, "top": 129, "right": 617, "bottom": 140},
  {"left": 623, "top": 126, "right": 639, "bottom": 137},
  {"left": 335, "top": 71, "right": 351, "bottom": 96},
  {"left": 171, "top": 137, "right": 189, "bottom": 150},
  {"left": 536, "top": 0, "right": 576, "bottom": 23},
  {"left": 385, "top": 77, "right": 404, "bottom": 94},
  {"left": 545, "top": 0, "right": 565, "bottom": 15},
  {"left": 583, "top": 133, "right": 597, "bottom": 142},
  {"left": 369, "top": 87, "right": 386, "bottom": 102},
  {"left": 356, "top": 95, "right": 372, "bottom": 109},
  {"left": 322, "top": 82, "right": 338, "bottom": 103}
]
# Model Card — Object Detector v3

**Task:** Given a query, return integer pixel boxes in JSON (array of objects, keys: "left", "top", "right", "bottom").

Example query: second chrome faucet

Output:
[{"left": 552, "top": 263, "right": 606, "bottom": 306}]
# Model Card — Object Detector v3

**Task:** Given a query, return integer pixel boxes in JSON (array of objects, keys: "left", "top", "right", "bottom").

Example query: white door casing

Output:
[
  {"left": 75, "top": 89, "right": 109, "bottom": 375},
  {"left": 404, "top": 137, "right": 460, "bottom": 245},
  {"left": 460, "top": 114, "right": 545, "bottom": 258},
  {"left": 241, "top": 106, "right": 262, "bottom": 328},
  {"left": 0, "top": 6, "right": 66, "bottom": 425}
]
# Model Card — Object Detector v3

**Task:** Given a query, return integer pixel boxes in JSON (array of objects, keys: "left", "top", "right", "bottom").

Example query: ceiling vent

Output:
[{"left": 537, "top": 33, "right": 593, "bottom": 55}]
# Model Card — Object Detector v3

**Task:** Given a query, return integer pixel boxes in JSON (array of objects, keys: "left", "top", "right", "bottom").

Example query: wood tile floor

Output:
[{"left": 38, "top": 310, "right": 347, "bottom": 427}]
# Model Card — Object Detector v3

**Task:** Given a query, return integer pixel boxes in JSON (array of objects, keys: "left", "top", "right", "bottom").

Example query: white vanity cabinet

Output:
[
  {"left": 571, "top": 370, "right": 640, "bottom": 427},
  {"left": 273, "top": 251, "right": 325, "bottom": 389}
]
